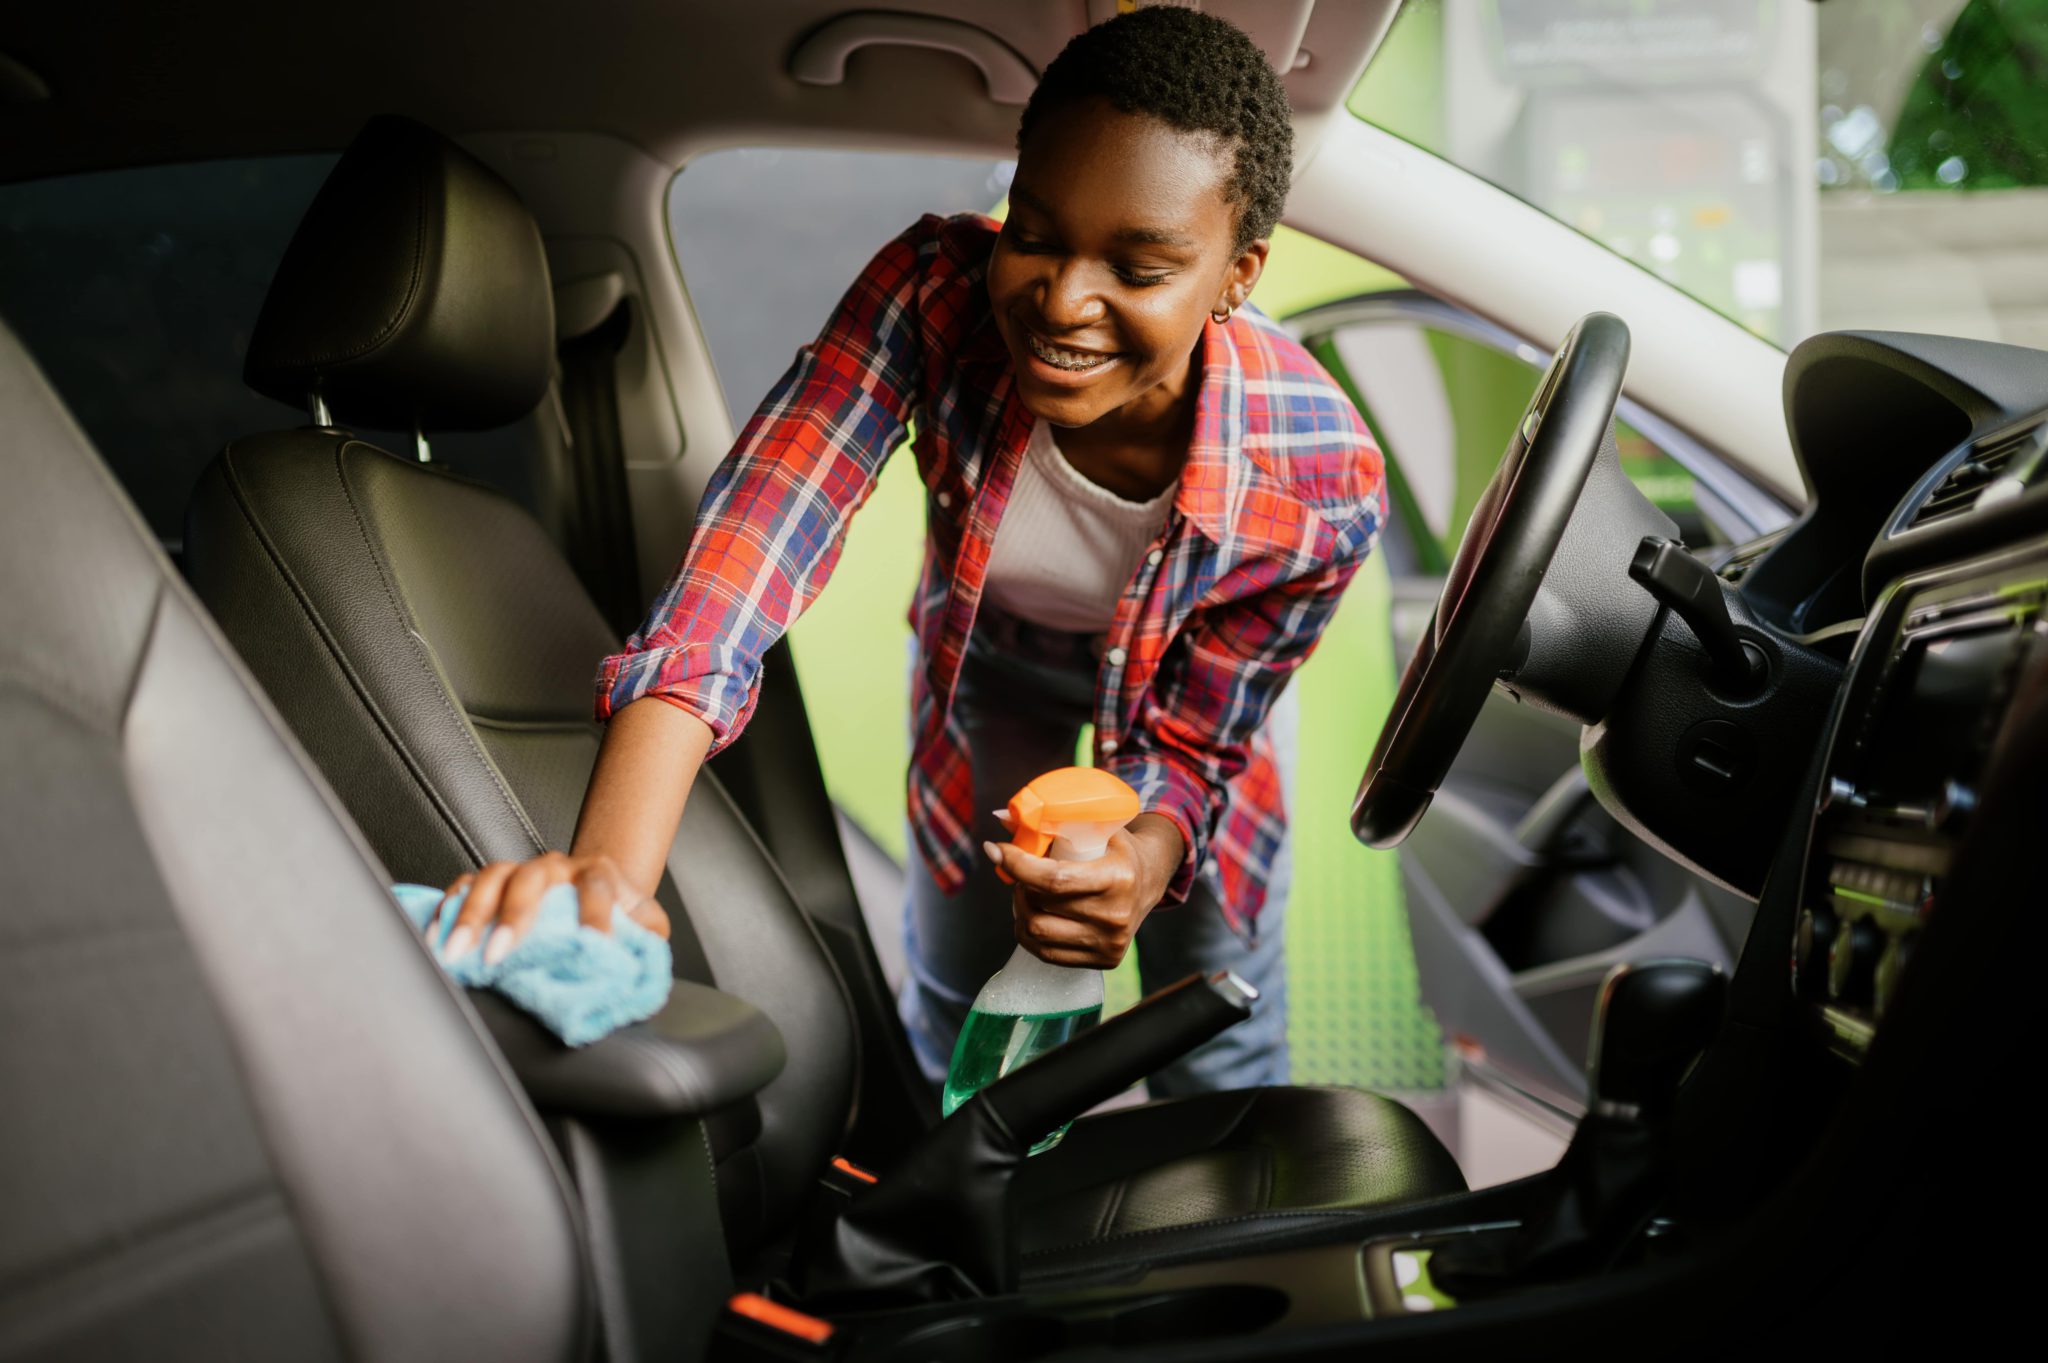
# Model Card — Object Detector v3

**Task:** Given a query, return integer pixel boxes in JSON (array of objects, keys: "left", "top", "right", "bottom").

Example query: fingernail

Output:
[
  {"left": 483, "top": 926, "right": 516, "bottom": 967},
  {"left": 440, "top": 925, "right": 477, "bottom": 962},
  {"left": 983, "top": 841, "right": 1004, "bottom": 865}
]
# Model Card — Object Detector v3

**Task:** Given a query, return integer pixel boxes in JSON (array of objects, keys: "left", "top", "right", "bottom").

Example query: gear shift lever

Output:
[
  {"left": 1587, "top": 957, "right": 1727, "bottom": 1119},
  {"left": 1432, "top": 959, "right": 1725, "bottom": 1290}
]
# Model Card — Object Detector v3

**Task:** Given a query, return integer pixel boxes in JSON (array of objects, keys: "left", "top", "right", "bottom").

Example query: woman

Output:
[{"left": 439, "top": 7, "right": 1384, "bottom": 1095}]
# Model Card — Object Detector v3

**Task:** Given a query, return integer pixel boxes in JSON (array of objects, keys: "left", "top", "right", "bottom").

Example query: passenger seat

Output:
[{"left": 185, "top": 116, "right": 1467, "bottom": 1285}]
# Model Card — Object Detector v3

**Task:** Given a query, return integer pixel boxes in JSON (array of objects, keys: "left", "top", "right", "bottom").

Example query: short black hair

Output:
[{"left": 1018, "top": 6, "right": 1294, "bottom": 254}]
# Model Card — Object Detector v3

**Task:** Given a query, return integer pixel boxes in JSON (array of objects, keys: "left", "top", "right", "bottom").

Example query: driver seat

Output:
[{"left": 183, "top": 116, "right": 1466, "bottom": 1284}]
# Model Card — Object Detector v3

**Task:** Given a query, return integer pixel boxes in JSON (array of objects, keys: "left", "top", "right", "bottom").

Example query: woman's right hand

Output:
[
  {"left": 436, "top": 850, "right": 671, "bottom": 965},
  {"left": 438, "top": 695, "right": 708, "bottom": 964}
]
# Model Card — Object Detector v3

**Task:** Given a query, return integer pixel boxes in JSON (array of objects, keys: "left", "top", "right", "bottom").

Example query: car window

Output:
[
  {"left": 0, "top": 154, "right": 557, "bottom": 552},
  {"left": 0, "top": 156, "right": 335, "bottom": 545},
  {"left": 670, "top": 149, "right": 1016, "bottom": 422},
  {"left": 1313, "top": 314, "right": 1724, "bottom": 577},
  {"left": 1349, "top": 0, "right": 2048, "bottom": 351}
]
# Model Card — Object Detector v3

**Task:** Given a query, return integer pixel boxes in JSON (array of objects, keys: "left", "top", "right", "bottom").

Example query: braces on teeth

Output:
[{"left": 1029, "top": 333, "right": 1112, "bottom": 371}]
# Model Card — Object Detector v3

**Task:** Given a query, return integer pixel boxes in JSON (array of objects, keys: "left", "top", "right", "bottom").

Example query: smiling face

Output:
[{"left": 988, "top": 97, "right": 1268, "bottom": 434}]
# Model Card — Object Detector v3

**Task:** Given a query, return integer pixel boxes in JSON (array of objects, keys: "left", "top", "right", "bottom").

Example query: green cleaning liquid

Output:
[
  {"left": 942, "top": 768, "right": 1133, "bottom": 1155},
  {"left": 940, "top": 1002, "right": 1103, "bottom": 1154}
]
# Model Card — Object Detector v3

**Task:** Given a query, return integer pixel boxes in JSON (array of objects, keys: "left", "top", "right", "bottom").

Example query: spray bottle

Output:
[{"left": 940, "top": 766, "right": 1142, "bottom": 1154}]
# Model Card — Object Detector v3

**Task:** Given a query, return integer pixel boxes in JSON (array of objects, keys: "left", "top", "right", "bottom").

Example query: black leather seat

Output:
[
  {"left": 185, "top": 118, "right": 854, "bottom": 1259},
  {"left": 0, "top": 318, "right": 595, "bottom": 1361},
  {"left": 185, "top": 116, "right": 1466, "bottom": 1281}
]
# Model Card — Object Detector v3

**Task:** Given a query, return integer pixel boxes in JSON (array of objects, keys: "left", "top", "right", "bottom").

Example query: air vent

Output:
[
  {"left": 1716, "top": 532, "right": 1784, "bottom": 583},
  {"left": 1907, "top": 425, "right": 2041, "bottom": 529}
]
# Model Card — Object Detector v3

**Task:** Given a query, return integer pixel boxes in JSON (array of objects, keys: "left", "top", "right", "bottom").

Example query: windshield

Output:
[{"left": 1351, "top": 0, "right": 2048, "bottom": 351}]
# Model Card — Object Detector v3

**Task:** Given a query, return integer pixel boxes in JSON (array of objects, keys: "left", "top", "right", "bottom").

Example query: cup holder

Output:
[{"left": 1103, "top": 1285, "right": 1289, "bottom": 1347}]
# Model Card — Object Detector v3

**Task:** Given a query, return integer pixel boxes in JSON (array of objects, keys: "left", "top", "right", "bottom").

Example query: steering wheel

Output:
[{"left": 1353, "top": 312, "right": 1631, "bottom": 848}]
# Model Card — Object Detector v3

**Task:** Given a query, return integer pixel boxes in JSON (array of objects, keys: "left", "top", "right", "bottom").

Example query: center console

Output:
[
  {"left": 716, "top": 957, "right": 1722, "bottom": 1359},
  {"left": 1792, "top": 539, "right": 2048, "bottom": 1058},
  {"left": 722, "top": 1235, "right": 1489, "bottom": 1359}
]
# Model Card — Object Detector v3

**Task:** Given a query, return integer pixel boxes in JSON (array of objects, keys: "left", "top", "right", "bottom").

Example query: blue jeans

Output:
[{"left": 897, "top": 615, "right": 1294, "bottom": 1098}]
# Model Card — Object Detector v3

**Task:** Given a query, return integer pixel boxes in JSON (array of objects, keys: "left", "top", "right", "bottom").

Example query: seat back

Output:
[
  {"left": 0, "top": 319, "right": 592, "bottom": 1361},
  {"left": 184, "top": 117, "right": 857, "bottom": 1249}
]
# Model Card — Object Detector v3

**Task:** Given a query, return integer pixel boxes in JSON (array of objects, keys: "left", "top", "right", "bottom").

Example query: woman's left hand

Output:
[{"left": 982, "top": 814, "right": 1187, "bottom": 969}]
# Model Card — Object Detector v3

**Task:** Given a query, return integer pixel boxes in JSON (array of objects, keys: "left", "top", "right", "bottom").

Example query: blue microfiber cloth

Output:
[{"left": 391, "top": 882, "right": 672, "bottom": 1047}]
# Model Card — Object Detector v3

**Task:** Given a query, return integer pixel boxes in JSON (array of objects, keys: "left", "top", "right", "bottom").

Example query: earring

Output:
[{"left": 1211, "top": 304, "right": 1234, "bottom": 324}]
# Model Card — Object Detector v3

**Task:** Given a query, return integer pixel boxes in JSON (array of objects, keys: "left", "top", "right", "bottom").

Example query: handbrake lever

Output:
[
  {"left": 982, "top": 970, "right": 1255, "bottom": 1148},
  {"left": 786, "top": 971, "right": 1254, "bottom": 1308}
]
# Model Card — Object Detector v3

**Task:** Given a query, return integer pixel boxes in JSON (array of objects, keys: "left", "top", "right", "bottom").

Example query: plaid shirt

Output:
[{"left": 598, "top": 215, "right": 1384, "bottom": 926}]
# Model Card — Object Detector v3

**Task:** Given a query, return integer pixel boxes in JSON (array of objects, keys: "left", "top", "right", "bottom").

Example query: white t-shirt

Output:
[{"left": 981, "top": 419, "right": 1178, "bottom": 634}]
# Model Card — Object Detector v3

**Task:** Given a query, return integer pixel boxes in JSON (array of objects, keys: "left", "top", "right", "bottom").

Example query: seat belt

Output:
[{"left": 554, "top": 296, "right": 644, "bottom": 637}]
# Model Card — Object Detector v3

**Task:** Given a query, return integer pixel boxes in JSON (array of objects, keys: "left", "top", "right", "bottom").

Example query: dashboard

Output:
[
  {"left": 1728, "top": 331, "right": 2048, "bottom": 1064},
  {"left": 1795, "top": 548, "right": 2045, "bottom": 1057}
]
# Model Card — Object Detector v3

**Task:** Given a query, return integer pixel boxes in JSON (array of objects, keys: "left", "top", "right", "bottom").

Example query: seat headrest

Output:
[{"left": 245, "top": 116, "right": 555, "bottom": 432}]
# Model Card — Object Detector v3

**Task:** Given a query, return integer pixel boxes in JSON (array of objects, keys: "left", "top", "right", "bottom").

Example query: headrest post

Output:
[
  {"left": 309, "top": 392, "right": 334, "bottom": 428},
  {"left": 413, "top": 425, "right": 432, "bottom": 464}
]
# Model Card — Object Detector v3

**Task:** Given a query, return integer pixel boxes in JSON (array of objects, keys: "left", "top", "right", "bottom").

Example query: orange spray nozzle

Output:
[{"left": 996, "top": 767, "right": 1141, "bottom": 881}]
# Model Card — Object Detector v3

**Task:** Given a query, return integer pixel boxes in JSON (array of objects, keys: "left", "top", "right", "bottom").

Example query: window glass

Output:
[
  {"left": 1349, "top": 0, "right": 2048, "bottom": 350},
  {"left": 669, "top": 149, "right": 1016, "bottom": 421},
  {"left": 1812, "top": 0, "right": 2048, "bottom": 347},
  {"left": 0, "top": 157, "right": 334, "bottom": 543},
  {"left": 1321, "top": 318, "right": 1721, "bottom": 576},
  {"left": 0, "top": 154, "right": 562, "bottom": 551}
]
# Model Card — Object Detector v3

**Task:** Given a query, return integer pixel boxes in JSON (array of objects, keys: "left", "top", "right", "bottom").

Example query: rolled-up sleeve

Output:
[{"left": 594, "top": 218, "right": 941, "bottom": 749}]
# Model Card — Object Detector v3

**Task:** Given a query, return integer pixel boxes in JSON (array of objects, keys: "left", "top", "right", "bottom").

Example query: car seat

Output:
[{"left": 0, "top": 314, "right": 601, "bottom": 1361}]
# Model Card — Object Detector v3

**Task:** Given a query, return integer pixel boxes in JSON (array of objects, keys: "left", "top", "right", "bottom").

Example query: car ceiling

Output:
[{"left": 0, "top": 0, "right": 1395, "bottom": 182}]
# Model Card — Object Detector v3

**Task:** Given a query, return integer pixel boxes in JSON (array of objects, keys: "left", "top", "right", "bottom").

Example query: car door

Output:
[{"left": 1290, "top": 290, "right": 1794, "bottom": 1115}]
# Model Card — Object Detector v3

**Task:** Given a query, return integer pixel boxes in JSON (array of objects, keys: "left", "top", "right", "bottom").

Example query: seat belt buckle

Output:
[{"left": 712, "top": 1291, "right": 845, "bottom": 1360}]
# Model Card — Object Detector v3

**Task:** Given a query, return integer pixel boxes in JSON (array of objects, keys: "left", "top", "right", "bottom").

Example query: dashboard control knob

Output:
[
  {"left": 1794, "top": 907, "right": 1838, "bottom": 999},
  {"left": 1827, "top": 919, "right": 1885, "bottom": 1007}
]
